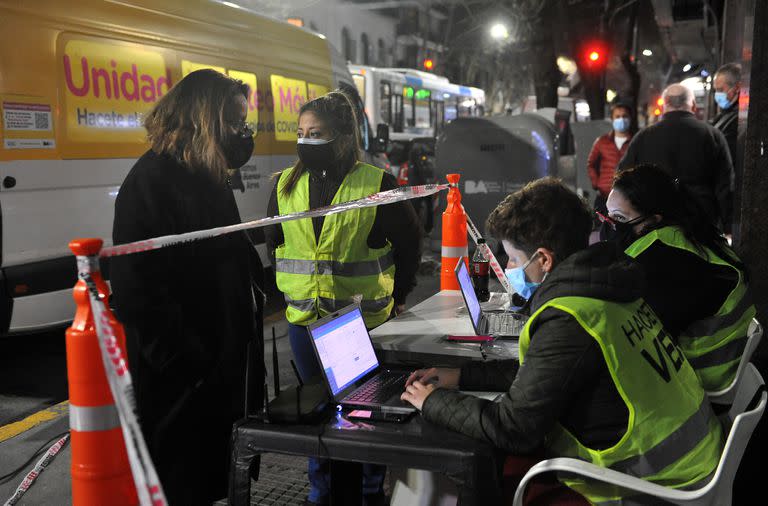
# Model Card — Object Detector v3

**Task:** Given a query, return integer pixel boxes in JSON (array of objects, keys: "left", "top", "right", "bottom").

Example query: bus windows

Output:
[
  {"left": 435, "top": 101, "right": 445, "bottom": 133},
  {"left": 404, "top": 86, "right": 414, "bottom": 127},
  {"left": 459, "top": 97, "right": 476, "bottom": 117},
  {"left": 393, "top": 94, "right": 404, "bottom": 132},
  {"left": 414, "top": 88, "right": 431, "bottom": 128},
  {"left": 353, "top": 73, "right": 366, "bottom": 101},
  {"left": 445, "top": 95, "right": 458, "bottom": 122},
  {"left": 380, "top": 81, "right": 392, "bottom": 125}
]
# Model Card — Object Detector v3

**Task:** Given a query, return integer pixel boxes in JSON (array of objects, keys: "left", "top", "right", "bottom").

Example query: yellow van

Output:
[{"left": 0, "top": 0, "right": 360, "bottom": 334}]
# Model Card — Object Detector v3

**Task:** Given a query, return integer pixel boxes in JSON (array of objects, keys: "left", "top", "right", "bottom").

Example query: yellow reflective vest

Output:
[
  {"left": 520, "top": 296, "right": 723, "bottom": 504},
  {"left": 625, "top": 226, "right": 755, "bottom": 391},
  {"left": 275, "top": 162, "right": 395, "bottom": 328}
]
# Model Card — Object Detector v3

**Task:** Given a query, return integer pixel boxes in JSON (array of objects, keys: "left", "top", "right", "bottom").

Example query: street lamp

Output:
[
  {"left": 642, "top": 49, "right": 653, "bottom": 56},
  {"left": 490, "top": 23, "right": 509, "bottom": 40}
]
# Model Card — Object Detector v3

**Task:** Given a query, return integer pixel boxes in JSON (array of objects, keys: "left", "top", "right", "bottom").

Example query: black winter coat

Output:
[
  {"left": 110, "top": 150, "right": 263, "bottom": 505},
  {"left": 422, "top": 242, "right": 643, "bottom": 455},
  {"left": 617, "top": 111, "right": 734, "bottom": 230}
]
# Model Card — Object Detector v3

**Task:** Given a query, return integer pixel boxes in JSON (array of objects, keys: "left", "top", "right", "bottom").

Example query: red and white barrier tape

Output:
[
  {"left": 101, "top": 183, "right": 450, "bottom": 258},
  {"left": 71, "top": 182, "right": 451, "bottom": 505},
  {"left": 465, "top": 214, "right": 513, "bottom": 295},
  {"left": 3, "top": 434, "right": 70, "bottom": 506},
  {"left": 79, "top": 259, "right": 167, "bottom": 506}
]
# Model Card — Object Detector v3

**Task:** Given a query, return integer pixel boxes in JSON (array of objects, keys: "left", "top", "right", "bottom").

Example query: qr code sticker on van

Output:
[{"left": 34, "top": 112, "right": 50, "bottom": 130}]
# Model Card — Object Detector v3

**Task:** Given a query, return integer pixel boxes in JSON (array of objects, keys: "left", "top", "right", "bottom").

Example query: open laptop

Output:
[
  {"left": 308, "top": 304, "right": 416, "bottom": 413},
  {"left": 455, "top": 258, "right": 527, "bottom": 337}
]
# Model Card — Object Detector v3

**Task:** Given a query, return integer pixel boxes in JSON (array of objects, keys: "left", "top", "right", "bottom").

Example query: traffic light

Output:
[
  {"left": 423, "top": 58, "right": 434, "bottom": 71},
  {"left": 580, "top": 41, "right": 608, "bottom": 73}
]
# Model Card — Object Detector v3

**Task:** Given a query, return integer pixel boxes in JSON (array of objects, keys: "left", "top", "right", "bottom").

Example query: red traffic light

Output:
[
  {"left": 581, "top": 42, "right": 608, "bottom": 72},
  {"left": 423, "top": 58, "right": 434, "bottom": 70}
]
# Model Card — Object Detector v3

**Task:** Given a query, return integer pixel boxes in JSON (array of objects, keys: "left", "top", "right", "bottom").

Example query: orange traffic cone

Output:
[
  {"left": 441, "top": 174, "right": 468, "bottom": 290},
  {"left": 66, "top": 238, "right": 138, "bottom": 506}
]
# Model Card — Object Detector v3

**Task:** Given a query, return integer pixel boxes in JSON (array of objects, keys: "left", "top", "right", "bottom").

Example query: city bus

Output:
[
  {"left": 0, "top": 0, "right": 370, "bottom": 335},
  {"left": 348, "top": 65, "right": 485, "bottom": 141}
]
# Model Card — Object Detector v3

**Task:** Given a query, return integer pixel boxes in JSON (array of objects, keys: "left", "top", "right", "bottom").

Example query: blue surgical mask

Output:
[
  {"left": 714, "top": 91, "right": 734, "bottom": 110},
  {"left": 612, "top": 117, "right": 630, "bottom": 133},
  {"left": 504, "top": 252, "right": 544, "bottom": 301}
]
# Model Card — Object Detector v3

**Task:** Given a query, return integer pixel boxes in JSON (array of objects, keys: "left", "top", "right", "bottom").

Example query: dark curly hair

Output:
[
  {"left": 487, "top": 177, "right": 592, "bottom": 260},
  {"left": 279, "top": 89, "right": 362, "bottom": 195}
]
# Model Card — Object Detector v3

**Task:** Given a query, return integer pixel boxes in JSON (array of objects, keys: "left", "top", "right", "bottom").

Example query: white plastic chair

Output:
[
  {"left": 708, "top": 318, "right": 763, "bottom": 405},
  {"left": 512, "top": 363, "right": 766, "bottom": 506}
]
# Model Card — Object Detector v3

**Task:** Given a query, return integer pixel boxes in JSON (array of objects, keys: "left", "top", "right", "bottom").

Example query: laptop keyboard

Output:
[
  {"left": 344, "top": 372, "right": 409, "bottom": 404},
  {"left": 489, "top": 313, "right": 527, "bottom": 335}
]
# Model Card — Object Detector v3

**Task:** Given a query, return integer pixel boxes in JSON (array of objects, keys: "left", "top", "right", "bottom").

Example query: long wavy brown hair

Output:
[
  {"left": 144, "top": 69, "right": 249, "bottom": 183},
  {"left": 279, "top": 90, "right": 362, "bottom": 195}
]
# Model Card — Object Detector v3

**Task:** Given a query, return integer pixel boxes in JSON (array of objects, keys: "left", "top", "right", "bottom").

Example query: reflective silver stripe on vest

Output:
[
  {"left": 442, "top": 245, "right": 468, "bottom": 258},
  {"left": 69, "top": 404, "right": 120, "bottom": 432},
  {"left": 284, "top": 295, "right": 316, "bottom": 313},
  {"left": 688, "top": 335, "right": 748, "bottom": 370},
  {"left": 684, "top": 291, "right": 753, "bottom": 338},
  {"left": 276, "top": 251, "right": 394, "bottom": 277},
  {"left": 318, "top": 296, "right": 392, "bottom": 314},
  {"left": 609, "top": 398, "right": 713, "bottom": 477}
]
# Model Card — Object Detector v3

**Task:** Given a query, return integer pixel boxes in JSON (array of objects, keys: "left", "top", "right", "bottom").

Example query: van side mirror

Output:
[{"left": 374, "top": 123, "right": 389, "bottom": 153}]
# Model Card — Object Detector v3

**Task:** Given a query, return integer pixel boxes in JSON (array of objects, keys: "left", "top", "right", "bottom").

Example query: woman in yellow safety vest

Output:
[
  {"left": 601, "top": 163, "right": 755, "bottom": 392},
  {"left": 264, "top": 90, "right": 421, "bottom": 505}
]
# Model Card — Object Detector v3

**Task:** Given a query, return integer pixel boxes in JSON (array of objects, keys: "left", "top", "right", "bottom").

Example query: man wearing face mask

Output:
[
  {"left": 711, "top": 63, "right": 741, "bottom": 183},
  {"left": 402, "top": 178, "right": 722, "bottom": 504},
  {"left": 587, "top": 103, "right": 634, "bottom": 215}
]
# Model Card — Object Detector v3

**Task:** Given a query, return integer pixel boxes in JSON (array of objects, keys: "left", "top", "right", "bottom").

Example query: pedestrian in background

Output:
[
  {"left": 711, "top": 62, "right": 741, "bottom": 166},
  {"left": 587, "top": 102, "right": 634, "bottom": 215},
  {"left": 264, "top": 90, "right": 421, "bottom": 505},
  {"left": 111, "top": 69, "right": 263, "bottom": 505},
  {"left": 618, "top": 83, "right": 734, "bottom": 232}
]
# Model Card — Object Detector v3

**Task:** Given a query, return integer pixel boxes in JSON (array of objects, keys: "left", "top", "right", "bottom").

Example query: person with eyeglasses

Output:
[
  {"left": 402, "top": 178, "right": 722, "bottom": 505},
  {"left": 600, "top": 163, "right": 755, "bottom": 392},
  {"left": 110, "top": 69, "right": 263, "bottom": 505}
]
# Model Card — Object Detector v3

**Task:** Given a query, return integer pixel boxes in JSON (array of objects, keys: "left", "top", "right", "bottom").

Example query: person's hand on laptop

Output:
[
  {"left": 405, "top": 367, "right": 460, "bottom": 389},
  {"left": 401, "top": 380, "right": 435, "bottom": 411}
]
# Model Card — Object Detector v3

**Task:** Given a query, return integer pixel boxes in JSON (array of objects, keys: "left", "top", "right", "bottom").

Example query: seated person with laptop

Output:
[{"left": 402, "top": 178, "right": 723, "bottom": 504}]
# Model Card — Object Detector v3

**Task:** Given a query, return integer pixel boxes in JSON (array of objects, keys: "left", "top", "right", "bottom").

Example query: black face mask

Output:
[
  {"left": 224, "top": 134, "right": 254, "bottom": 169},
  {"left": 297, "top": 138, "right": 336, "bottom": 173},
  {"left": 598, "top": 215, "right": 646, "bottom": 248}
]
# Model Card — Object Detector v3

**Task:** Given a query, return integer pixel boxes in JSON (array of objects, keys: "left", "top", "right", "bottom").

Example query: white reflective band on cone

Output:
[
  {"left": 70, "top": 404, "right": 120, "bottom": 432},
  {"left": 442, "top": 245, "right": 469, "bottom": 258}
]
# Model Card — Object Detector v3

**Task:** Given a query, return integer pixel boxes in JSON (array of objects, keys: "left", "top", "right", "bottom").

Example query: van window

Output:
[
  {"left": 353, "top": 74, "right": 365, "bottom": 101},
  {"left": 414, "top": 88, "right": 431, "bottom": 129},
  {"left": 380, "top": 81, "right": 391, "bottom": 124}
]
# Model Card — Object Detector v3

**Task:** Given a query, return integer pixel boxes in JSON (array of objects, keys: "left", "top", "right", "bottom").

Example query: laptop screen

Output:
[
  {"left": 456, "top": 260, "right": 482, "bottom": 330},
  {"left": 310, "top": 307, "right": 379, "bottom": 397}
]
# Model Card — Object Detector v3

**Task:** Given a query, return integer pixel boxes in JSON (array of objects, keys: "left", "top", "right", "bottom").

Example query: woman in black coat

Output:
[{"left": 110, "top": 69, "right": 263, "bottom": 505}]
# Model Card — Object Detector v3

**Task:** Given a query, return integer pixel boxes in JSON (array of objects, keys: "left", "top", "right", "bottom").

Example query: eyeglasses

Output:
[
  {"left": 233, "top": 120, "right": 257, "bottom": 138},
  {"left": 595, "top": 211, "right": 646, "bottom": 230}
]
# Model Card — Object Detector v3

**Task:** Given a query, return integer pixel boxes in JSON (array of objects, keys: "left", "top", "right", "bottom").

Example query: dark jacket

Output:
[
  {"left": 630, "top": 233, "right": 738, "bottom": 337},
  {"left": 587, "top": 131, "right": 632, "bottom": 197},
  {"left": 710, "top": 101, "right": 739, "bottom": 169},
  {"left": 617, "top": 111, "right": 734, "bottom": 230},
  {"left": 422, "top": 242, "right": 639, "bottom": 454},
  {"left": 265, "top": 163, "right": 422, "bottom": 306},
  {"left": 110, "top": 150, "right": 263, "bottom": 505}
]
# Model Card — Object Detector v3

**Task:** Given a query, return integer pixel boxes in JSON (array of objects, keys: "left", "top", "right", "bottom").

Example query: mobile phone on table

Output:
[
  {"left": 446, "top": 335, "right": 494, "bottom": 342},
  {"left": 346, "top": 409, "right": 414, "bottom": 423}
]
